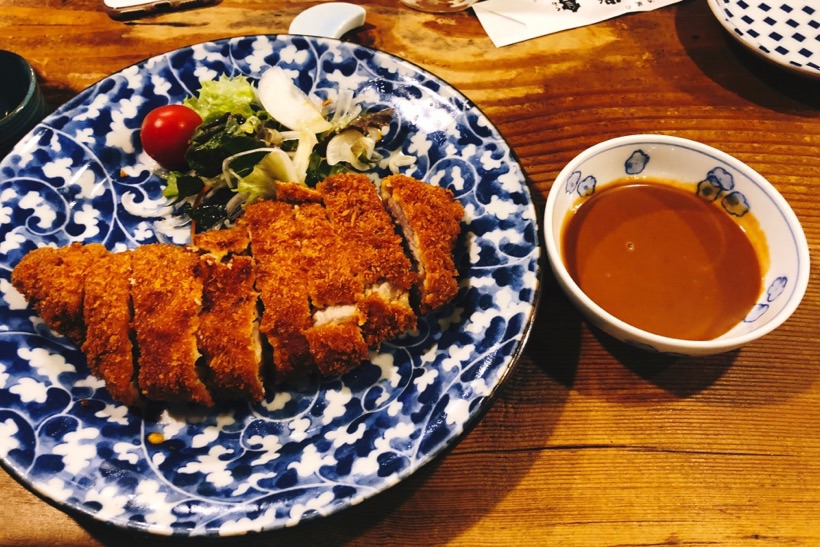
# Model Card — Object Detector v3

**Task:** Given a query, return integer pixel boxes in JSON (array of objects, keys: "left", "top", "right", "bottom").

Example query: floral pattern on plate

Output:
[{"left": 0, "top": 35, "right": 541, "bottom": 536}]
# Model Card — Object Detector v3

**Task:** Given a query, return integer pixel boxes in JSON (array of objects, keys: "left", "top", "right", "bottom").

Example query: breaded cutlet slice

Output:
[
  {"left": 244, "top": 200, "right": 314, "bottom": 380},
  {"left": 380, "top": 174, "right": 464, "bottom": 314},
  {"left": 293, "top": 202, "right": 368, "bottom": 375},
  {"left": 11, "top": 242, "right": 109, "bottom": 345},
  {"left": 275, "top": 181, "right": 323, "bottom": 204},
  {"left": 81, "top": 250, "right": 141, "bottom": 407},
  {"left": 318, "top": 174, "right": 415, "bottom": 290},
  {"left": 130, "top": 244, "right": 213, "bottom": 407},
  {"left": 192, "top": 223, "right": 250, "bottom": 260},
  {"left": 295, "top": 202, "right": 362, "bottom": 309},
  {"left": 317, "top": 173, "right": 417, "bottom": 347},
  {"left": 196, "top": 254, "right": 265, "bottom": 402},
  {"left": 304, "top": 322, "right": 369, "bottom": 377},
  {"left": 357, "top": 283, "right": 417, "bottom": 347}
]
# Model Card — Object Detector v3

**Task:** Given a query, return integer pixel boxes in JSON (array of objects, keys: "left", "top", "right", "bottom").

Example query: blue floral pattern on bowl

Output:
[{"left": 0, "top": 35, "right": 541, "bottom": 537}]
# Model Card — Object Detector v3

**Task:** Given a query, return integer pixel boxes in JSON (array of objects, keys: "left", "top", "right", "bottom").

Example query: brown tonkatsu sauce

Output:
[{"left": 562, "top": 181, "right": 763, "bottom": 341}]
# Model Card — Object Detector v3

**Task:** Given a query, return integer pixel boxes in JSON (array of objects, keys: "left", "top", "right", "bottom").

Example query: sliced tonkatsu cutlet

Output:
[
  {"left": 318, "top": 174, "right": 415, "bottom": 290},
  {"left": 196, "top": 253, "right": 265, "bottom": 402},
  {"left": 8, "top": 175, "right": 465, "bottom": 407},
  {"left": 130, "top": 244, "right": 213, "bottom": 407},
  {"left": 10, "top": 242, "right": 108, "bottom": 345},
  {"left": 294, "top": 202, "right": 368, "bottom": 375},
  {"left": 296, "top": 202, "right": 362, "bottom": 309},
  {"left": 82, "top": 251, "right": 141, "bottom": 407},
  {"left": 304, "top": 322, "right": 369, "bottom": 377},
  {"left": 275, "top": 181, "right": 324, "bottom": 204},
  {"left": 380, "top": 174, "right": 464, "bottom": 314},
  {"left": 243, "top": 200, "right": 314, "bottom": 380},
  {"left": 317, "top": 173, "right": 418, "bottom": 348},
  {"left": 192, "top": 222, "right": 250, "bottom": 259}
]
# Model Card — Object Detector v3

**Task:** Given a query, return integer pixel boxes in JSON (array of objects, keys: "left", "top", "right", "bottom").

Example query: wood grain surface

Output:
[{"left": 1, "top": 1, "right": 819, "bottom": 545}]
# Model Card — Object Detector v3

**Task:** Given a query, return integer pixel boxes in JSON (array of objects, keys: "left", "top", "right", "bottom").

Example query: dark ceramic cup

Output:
[{"left": 0, "top": 50, "right": 47, "bottom": 157}]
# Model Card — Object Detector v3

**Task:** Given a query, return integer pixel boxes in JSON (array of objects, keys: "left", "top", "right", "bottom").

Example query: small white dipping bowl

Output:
[{"left": 544, "top": 134, "right": 810, "bottom": 356}]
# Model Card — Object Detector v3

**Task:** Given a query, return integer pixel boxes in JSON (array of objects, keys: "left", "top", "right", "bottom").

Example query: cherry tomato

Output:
[{"left": 139, "top": 105, "right": 202, "bottom": 170}]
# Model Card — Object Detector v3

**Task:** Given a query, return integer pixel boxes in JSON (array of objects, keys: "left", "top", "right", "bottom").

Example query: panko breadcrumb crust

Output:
[
  {"left": 82, "top": 251, "right": 140, "bottom": 407},
  {"left": 10, "top": 174, "right": 463, "bottom": 407},
  {"left": 196, "top": 254, "right": 265, "bottom": 402},
  {"left": 130, "top": 244, "right": 214, "bottom": 407},
  {"left": 381, "top": 174, "right": 464, "bottom": 314},
  {"left": 11, "top": 242, "right": 108, "bottom": 345}
]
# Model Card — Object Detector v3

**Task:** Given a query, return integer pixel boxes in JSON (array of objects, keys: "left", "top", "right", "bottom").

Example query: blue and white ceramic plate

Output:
[
  {"left": 0, "top": 36, "right": 540, "bottom": 536},
  {"left": 707, "top": 0, "right": 820, "bottom": 78}
]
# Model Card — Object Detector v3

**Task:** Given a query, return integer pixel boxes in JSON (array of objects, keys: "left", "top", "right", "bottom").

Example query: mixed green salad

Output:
[{"left": 139, "top": 67, "right": 397, "bottom": 231}]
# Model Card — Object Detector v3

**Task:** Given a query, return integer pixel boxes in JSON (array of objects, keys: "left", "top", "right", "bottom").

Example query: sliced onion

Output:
[
  {"left": 328, "top": 89, "right": 361, "bottom": 129},
  {"left": 257, "top": 67, "right": 332, "bottom": 133},
  {"left": 291, "top": 130, "right": 318, "bottom": 184},
  {"left": 326, "top": 129, "right": 376, "bottom": 171}
]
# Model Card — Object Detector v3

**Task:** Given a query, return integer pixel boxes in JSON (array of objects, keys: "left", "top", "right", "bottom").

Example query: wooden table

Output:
[{"left": 2, "top": 1, "right": 819, "bottom": 545}]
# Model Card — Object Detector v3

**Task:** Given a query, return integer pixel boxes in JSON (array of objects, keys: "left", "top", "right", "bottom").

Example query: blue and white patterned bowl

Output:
[
  {"left": 707, "top": 0, "right": 820, "bottom": 79},
  {"left": 0, "top": 35, "right": 541, "bottom": 536},
  {"left": 544, "top": 134, "right": 809, "bottom": 356}
]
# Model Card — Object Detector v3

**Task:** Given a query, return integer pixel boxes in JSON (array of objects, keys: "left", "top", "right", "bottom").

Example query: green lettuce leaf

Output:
[
  {"left": 184, "top": 113, "right": 265, "bottom": 178},
  {"left": 184, "top": 75, "right": 257, "bottom": 121},
  {"left": 235, "top": 149, "right": 299, "bottom": 204},
  {"left": 164, "top": 172, "right": 205, "bottom": 202}
]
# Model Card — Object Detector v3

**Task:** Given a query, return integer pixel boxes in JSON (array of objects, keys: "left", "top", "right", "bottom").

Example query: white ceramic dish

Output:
[
  {"left": 544, "top": 134, "right": 810, "bottom": 356},
  {"left": 707, "top": 0, "right": 820, "bottom": 79}
]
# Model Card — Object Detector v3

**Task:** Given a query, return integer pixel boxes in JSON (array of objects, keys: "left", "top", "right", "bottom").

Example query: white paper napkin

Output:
[{"left": 473, "top": 0, "right": 684, "bottom": 47}]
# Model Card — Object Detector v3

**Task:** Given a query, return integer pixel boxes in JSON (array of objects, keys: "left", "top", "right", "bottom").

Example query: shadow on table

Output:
[
  {"left": 596, "top": 331, "right": 736, "bottom": 398},
  {"left": 528, "top": 263, "right": 582, "bottom": 389},
  {"left": 528, "top": 274, "right": 738, "bottom": 405},
  {"left": 588, "top": 323, "right": 820, "bottom": 409},
  {"left": 673, "top": 0, "right": 820, "bottom": 110}
]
